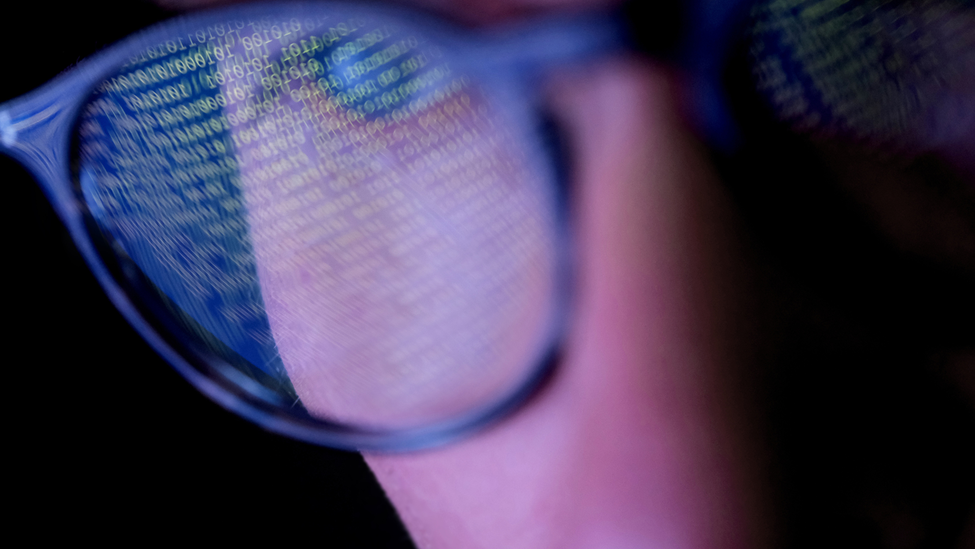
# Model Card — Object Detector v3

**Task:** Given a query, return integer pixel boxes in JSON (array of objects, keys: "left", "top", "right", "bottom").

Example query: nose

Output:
[{"left": 362, "top": 59, "right": 769, "bottom": 549}]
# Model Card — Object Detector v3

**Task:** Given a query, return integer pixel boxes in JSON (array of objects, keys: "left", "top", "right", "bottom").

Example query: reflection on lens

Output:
[
  {"left": 74, "top": 8, "right": 559, "bottom": 430},
  {"left": 748, "top": 0, "right": 975, "bottom": 154}
]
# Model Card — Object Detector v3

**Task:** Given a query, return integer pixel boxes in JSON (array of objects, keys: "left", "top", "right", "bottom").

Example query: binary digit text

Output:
[{"left": 76, "top": 9, "right": 558, "bottom": 427}]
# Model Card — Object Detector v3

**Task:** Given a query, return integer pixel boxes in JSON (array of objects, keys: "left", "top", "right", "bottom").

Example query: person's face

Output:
[
  {"left": 360, "top": 56, "right": 769, "bottom": 547},
  {"left": 18, "top": 0, "right": 972, "bottom": 546},
  {"left": 145, "top": 0, "right": 973, "bottom": 546},
  {"left": 166, "top": 0, "right": 767, "bottom": 546},
  {"left": 141, "top": 0, "right": 769, "bottom": 545}
]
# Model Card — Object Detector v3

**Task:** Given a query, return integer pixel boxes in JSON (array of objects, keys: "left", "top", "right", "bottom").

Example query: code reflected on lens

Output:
[
  {"left": 749, "top": 0, "right": 975, "bottom": 152},
  {"left": 76, "top": 10, "right": 558, "bottom": 427},
  {"left": 76, "top": 20, "right": 285, "bottom": 384}
]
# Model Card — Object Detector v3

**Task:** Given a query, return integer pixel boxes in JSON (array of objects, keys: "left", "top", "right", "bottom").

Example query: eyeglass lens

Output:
[{"left": 73, "top": 8, "right": 561, "bottom": 431}]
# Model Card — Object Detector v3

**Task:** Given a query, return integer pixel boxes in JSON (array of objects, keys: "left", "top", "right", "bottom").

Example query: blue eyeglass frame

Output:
[{"left": 0, "top": 1, "right": 631, "bottom": 451}]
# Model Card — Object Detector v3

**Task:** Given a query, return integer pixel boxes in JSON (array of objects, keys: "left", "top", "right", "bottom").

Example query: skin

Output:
[
  {"left": 154, "top": 0, "right": 974, "bottom": 547},
  {"left": 219, "top": 0, "right": 769, "bottom": 544},
  {"left": 361, "top": 60, "right": 769, "bottom": 548}
]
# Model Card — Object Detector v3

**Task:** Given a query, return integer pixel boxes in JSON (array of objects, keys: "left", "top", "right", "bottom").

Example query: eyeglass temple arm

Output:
[{"left": 0, "top": 72, "right": 88, "bottom": 225}]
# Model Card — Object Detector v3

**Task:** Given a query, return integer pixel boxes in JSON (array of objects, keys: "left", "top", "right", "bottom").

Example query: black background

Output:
[{"left": 4, "top": 1, "right": 413, "bottom": 545}]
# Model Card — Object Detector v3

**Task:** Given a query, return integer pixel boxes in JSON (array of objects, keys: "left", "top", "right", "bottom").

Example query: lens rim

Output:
[{"left": 33, "top": 1, "right": 577, "bottom": 451}]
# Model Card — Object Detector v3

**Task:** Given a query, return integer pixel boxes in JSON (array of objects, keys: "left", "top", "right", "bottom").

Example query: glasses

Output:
[{"left": 1, "top": 2, "right": 626, "bottom": 450}]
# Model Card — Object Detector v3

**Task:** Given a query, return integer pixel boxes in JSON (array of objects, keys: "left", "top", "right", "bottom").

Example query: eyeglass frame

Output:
[{"left": 0, "top": 1, "right": 644, "bottom": 451}]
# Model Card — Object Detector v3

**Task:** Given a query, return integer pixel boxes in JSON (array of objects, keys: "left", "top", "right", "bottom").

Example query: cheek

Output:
[{"left": 365, "top": 61, "right": 766, "bottom": 549}]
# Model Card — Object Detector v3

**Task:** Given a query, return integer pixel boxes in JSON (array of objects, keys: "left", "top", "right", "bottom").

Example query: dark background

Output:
[{"left": 4, "top": 1, "right": 974, "bottom": 547}]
